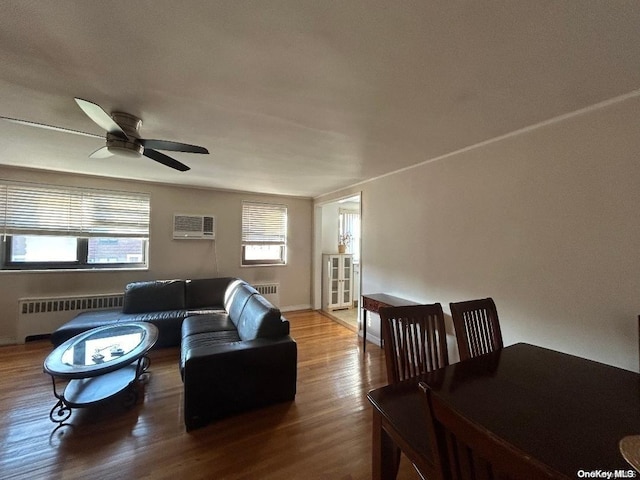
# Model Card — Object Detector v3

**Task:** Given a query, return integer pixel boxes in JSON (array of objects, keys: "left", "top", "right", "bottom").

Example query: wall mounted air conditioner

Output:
[{"left": 173, "top": 214, "right": 216, "bottom": 240}]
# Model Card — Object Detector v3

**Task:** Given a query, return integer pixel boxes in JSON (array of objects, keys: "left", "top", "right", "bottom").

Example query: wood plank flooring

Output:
[{"left": 0, "top": 310, "right": 420, "bottom": 479}]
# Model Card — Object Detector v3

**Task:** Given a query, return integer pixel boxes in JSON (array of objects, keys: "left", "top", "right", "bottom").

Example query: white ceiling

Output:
[{"left": 1, "top": 1, "right": 639, "bottom": 198}]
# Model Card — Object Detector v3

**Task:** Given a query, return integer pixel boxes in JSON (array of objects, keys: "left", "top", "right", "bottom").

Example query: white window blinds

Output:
[
  {"left": 0, "top": 181, "right": 150, "bottom": 237},
  {"left": 241, "top": 201, "right": 287, "bottom": 245}
]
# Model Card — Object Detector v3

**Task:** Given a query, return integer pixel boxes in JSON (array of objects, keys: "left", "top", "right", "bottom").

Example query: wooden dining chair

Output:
[
  {"left": 379, "top": 303, "right": 449, "bottom": 480},
  {"left": 450, "top": 297, "right": 503, "bottom": 361},
  {"left": 419, "top": 382, "right": 566, "bottom": 480},
  {"left": 379, "top": 303, "right": 449, "bottom": 384}
]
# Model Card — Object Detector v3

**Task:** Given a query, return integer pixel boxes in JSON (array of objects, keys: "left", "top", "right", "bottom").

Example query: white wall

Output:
[
  {"left": 0, "top": 166, "right": 313, "bottom": 343},
  {"left": 321, "top": 202, "right": 340, "bottom": 254},
  {"left": 316, "top": 93, "right": 640, "bottom": 371}
]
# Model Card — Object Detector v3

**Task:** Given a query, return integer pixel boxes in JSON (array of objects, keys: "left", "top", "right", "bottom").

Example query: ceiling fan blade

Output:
[
  {"left": 143, "top": 148, "right": 190, "bottom": 171},
  {"left": 89, "top": 146, "right": 114, "bottom": 159},
  {"left": 140, "top": 139, "right": 209, "bottom": 154},
  {"left": 0, "top": 116, "right": 103, "bottom": 139},
  {"left": 74, "top": 98, "right": 128, "bottom": 139}
]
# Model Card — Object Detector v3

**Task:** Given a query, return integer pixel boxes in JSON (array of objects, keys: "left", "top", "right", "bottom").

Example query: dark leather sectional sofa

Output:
[{"left": 51, "top": 277, "right": 298, "bottom": 430}]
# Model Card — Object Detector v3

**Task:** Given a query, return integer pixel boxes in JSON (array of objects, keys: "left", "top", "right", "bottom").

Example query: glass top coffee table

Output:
[{"left": 43, "top": 322, "right": 158, "bottom": 426}]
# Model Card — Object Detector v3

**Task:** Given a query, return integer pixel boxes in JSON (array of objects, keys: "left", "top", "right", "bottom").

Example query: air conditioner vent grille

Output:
[
  {"left": 173, "top": 214, "right": 216, "bottom": 240},
  {"left": 175, "top": 215, "right": 203, "bottom": 232}
]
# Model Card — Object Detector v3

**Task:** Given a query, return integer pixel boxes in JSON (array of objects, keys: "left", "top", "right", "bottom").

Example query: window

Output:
[
  {"left": 339, "top": 208, "right": 360, "bottom": 262},
  {"left": 0, "top": 181, "right": 150, "bottom": 270},
  {"left": 241, "top": 201, "right": 287, "bottom": 266}
]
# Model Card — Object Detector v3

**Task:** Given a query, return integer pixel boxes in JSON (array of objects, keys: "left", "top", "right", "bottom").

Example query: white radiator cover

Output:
[
  {"left": 17, "top": 293, "right": 123, "bottom": 343},
  {"left": 252, "top": 283, "right": 280, "bottom": 308}
]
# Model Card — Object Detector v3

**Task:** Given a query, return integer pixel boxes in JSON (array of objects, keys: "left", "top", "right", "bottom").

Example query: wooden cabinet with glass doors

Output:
[{"left": 322, "top": 254, "right": 354, "bottom": 311}]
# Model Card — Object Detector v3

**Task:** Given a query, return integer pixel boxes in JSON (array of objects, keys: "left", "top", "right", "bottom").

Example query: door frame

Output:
[{"left": 312, "top": 192, "right": 362, "bottom": 332}]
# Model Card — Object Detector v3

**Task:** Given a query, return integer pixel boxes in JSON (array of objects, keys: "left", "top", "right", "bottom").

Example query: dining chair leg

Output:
[{"left": 372, "top": 410, "right": 400, "bottom": 479}]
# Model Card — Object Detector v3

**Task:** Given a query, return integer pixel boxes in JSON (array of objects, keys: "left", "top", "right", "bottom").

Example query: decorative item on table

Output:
[
  {"left": 338, "top": 233, "right": 352, "bottom": 254},
  {"left": 110, "top": 345, "right": 125, "bottom": 357},
  {"left": 92, "top": 350, "right": 105, "bottom": 363},
  {"left": 91, "top": 344, "right": 124, "bottom": 363}
]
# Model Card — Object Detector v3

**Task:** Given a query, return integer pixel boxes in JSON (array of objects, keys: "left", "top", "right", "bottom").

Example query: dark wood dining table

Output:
[{"left": 367, "top": 343, "right": 640, "bottom": 480}]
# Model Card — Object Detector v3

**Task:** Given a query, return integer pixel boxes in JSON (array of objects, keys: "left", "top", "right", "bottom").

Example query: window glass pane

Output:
[
  {"left": 1, "top": 181, "right": 150, "bottom": 270},
  {"left": 339, "top": 210, "right": 360, "bottom": 262},
  {"left": 10, "top": 235, "right": 78, "bottom": 262},
  {"left": 244, "top": 245, "right": 283, "bottom": 261},
  {"left": 87, "top": 238, "right": 145, "bottom": 264}
]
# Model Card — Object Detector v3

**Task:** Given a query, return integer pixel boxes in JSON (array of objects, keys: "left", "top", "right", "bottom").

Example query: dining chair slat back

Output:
[
  {"left": 450, "top": 297, "right": 503, "bottom": 361},
  {"left": 379, "top": 303, "right": 449, "bottom": 384},
  {"left": 419, "top": 382, "right": 567, "bottom": 480}
]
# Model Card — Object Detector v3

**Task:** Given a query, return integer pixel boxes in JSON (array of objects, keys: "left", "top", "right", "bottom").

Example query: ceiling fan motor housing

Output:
[
  {"left": 111, "top": 112, "right": 142, "bottom": 137},
  {"left": 107, "top": 112, "right": 144, "bottom": 157},
  {"left": 106, "top": 136, "right": 144, "bottom": 157}
]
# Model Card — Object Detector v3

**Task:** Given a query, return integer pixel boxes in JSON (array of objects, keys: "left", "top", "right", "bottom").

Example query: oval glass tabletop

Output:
[{"left": 44, "top": 322, "right": 158, "bottom": 378}]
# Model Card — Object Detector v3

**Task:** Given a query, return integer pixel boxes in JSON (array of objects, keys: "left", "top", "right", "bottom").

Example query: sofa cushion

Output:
[
  {"left": 236, "top": 294, "right": 287, "bottom": 341},
  {"left": 180, "top": 330, "right": 242, "bottom": 378},
  {"left": 185, "top": 277, "right": 236, "bottom": 309},
  {"left": 226, "top": 283, "right": 259, "bottom": 327},
  {"left": 182, "top": 313, "right": 237, "bottom": 338},
  {"left": 122, "top": 280, "right": 186, "bottom": 313},
  {"left": 118, "top": 309, "right": 190, "bottom": 348}
]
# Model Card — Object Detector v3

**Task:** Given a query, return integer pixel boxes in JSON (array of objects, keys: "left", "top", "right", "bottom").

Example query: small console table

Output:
[{"left": 361, "top": 293, "right": 419, "bottom": 353}]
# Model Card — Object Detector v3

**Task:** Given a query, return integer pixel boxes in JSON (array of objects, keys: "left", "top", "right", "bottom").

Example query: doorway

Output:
[{"left": 315, "top": 193, "right": 361, "bottom": 334}]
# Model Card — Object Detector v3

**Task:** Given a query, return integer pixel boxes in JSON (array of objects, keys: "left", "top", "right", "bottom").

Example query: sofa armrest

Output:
[{"left": 183, "top": 336, "right": 297, "bottom": 430}]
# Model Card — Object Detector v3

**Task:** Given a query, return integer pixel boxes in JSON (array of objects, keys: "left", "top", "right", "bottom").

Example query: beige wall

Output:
[
  {"left": 316, "top": 93, "right": 640, "bottom": 371},
  {"left": 0, "top": 167, "right": 313, "bottom": 342}
]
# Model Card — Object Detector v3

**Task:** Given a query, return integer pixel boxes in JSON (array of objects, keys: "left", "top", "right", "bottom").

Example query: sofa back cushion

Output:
[
  {"left": 122, "top": 280, "right": 186, "bottom": 313},
  {"left": 226, "top": 283, "right": 259, "bottom": 327},
  {"left": 186, "top": 277, "right": 237, "bottom": 309},
  {"left": 236, "top": 294, "right": 288, "bottom": 341}
]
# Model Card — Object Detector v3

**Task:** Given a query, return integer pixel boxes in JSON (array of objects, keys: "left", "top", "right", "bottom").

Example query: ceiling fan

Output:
[{"left": 1, "top": 98, "right": 209, "bottom": 171}]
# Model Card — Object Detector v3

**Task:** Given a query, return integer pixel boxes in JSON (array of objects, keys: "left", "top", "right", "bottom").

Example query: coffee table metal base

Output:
[{"left": 48, "top": 355, "right": 151, "bottom": 426}]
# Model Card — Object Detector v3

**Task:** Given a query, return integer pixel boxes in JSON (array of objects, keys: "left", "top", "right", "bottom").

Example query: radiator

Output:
[
  {"left": 252, "top": 283, "right": 280, "bottom": 308},
  {"left": 17, "top": 293, "right": 124, "bottom": 343}
]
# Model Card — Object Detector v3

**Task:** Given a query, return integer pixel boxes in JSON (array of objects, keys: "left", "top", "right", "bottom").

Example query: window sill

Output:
[
  {"left": 240, "top": 263, "right": 287, "bottom": 268},
  {"left": 0, "top": 267, "right": 149, "bottom": 274}
]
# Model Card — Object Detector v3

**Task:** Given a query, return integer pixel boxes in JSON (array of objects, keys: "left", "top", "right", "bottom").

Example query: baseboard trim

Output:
[
  {"left": 366, "top": 333, "right": 382, "bottom": 347},
  {"left": 0, "top": 336, "right": 17, "bottom": 346},
  {"left": 281, "top": 304, "right": 312, "bottom": 312}
]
